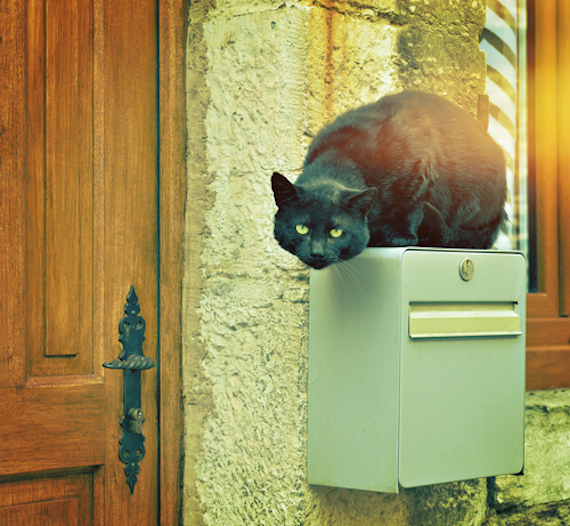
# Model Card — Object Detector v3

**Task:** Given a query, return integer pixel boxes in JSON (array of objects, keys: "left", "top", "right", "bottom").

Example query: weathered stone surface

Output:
[
  {"left": 395, "top": 0, "right": 486, "bottom": 112},
  {"left": 489, "top": 390, "right": 570, "bottom": 511},
  {"left": 484, "top": 499, "right": 570, "bottom": 526},
  {"left": 184, "top": 6, "right": 215, "bottom": 526},
  {"left": 192, "top": 7, "right": 312, "bottom": 526},
  {"left": 305, "top": 487, "right": 410, "bottom": 526},
  {"left": 183, "top": 0, "right": 490, "bottom": 524},
  {"left": 324, "top": 0, "right": 399, "bottom": 10},
  {"left": 404, "top": 479, "right": 489, "bottom": 526},
  {"left": 306, "top": 7, "right": 401, "bottom": 136},
  {"left": 204, "top": 0, "right": 299, "bottom": 18},
  {"left": 397, "top": 0, "right": 485, "bottom": 26},
  {"left": 304, "top": 479, "right": 489, "bottom": 526}
]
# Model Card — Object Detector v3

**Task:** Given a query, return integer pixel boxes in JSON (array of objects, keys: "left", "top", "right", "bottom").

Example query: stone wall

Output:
[
  {"left": 485, "top": 390, "right": 570, "bottom": 526},
  {"left": 182, "top": 1, "right": 570, "bottom": 524}
]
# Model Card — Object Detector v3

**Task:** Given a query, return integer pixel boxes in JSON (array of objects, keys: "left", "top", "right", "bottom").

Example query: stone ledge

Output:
[
  {"left": 484, "top": 498, "right": 570, "bottom": 526},
  {"left": 488, "top": 389, "right": 570, "bottom": 511},
  {"left": 403, "top": 478, "right": 488, "bottom": 526}
]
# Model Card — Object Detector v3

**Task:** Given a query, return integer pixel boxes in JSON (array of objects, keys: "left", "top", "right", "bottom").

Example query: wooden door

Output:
[
  {"left": 0, "top": 0, "right": 185, "bottom": 523},
  {"left": 526, "top": 0, "right": 570, "bottom": 389}
]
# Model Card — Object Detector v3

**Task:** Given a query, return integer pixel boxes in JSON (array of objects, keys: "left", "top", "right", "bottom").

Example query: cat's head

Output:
[{"left": 271, "top": 172, "right": 377, "bottom": 269}]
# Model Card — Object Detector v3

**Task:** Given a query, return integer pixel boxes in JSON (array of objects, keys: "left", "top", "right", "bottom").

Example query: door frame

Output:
[{"left": 157, "top": 0, "right": 187, "bottom": 523}]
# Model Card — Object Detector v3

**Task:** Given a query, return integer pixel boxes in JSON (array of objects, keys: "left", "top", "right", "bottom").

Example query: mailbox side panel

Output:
[
  {"left": 398, "top": 250, "right": 526, "bottom": 487},
  {"left": 308, "top": 249, "right": 404, "bottom": 493}
]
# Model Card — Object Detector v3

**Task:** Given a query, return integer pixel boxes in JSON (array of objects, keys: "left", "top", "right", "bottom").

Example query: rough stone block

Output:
[
  {"left": 400, "top": 0, "right": 485, "bottom": 26},
  {"left": 404, "top": 479, "right": 489, "bottom": 526},
  {"left": 306, "top": 7, "right": 400, "bottom": 136},
  {"left": 201, "top": 7, "right": 309, "bottom": 273},
  {"left": 305, "top": 479, "right": 489, "bottom": 526},
  {"left": 485, "top": 499, "right": 570, "bottom": 526},
  {"left": 327, "top": 0, "right": 398, "bottom": 9},
  {"left": 305, "top": 487, "right": 410, "bottom": 526},
  {"left": 489, "top": 390, "right": 570, "bottom": 510},
  {"left": 320, "top": 0, "right": 485, "bottom": 28},
  {"left": 192, "top": 7, "right": 315, "bottom": 526},
  {"left": 207, "top": 0, "right": 299, "bottom": 18},
  {"left": 185, "top": 0, "right": 491, "bottom": 524}
]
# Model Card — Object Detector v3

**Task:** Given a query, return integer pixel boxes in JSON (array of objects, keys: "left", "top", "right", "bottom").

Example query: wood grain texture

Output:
[
  {"left": 25, "top": 0, "right": 47, "bottom": 373},
  {"left": 527, "top": 346, "right": 570, "bottom": 390},
  {"left": 0, "top": 500, "right": 79, "bottom": 526},
  {"left": 26, "top": 0, "right": 94, "bottom": 375},
  {"left": 2, "top": 0, "right": 164, "bottom": 523},
  {"left": 0, "top": 0, "right": 26, "bottom": 388},
  {"left": 1, "top": 0, "right": 184, "bottom": 521},
  {"left": 102, "top": 0, "right": 159, "bottom": 522},
  {"left": 44, "top": 0, "right": 93, "bottom": 357},
  {"left": 557, "top": 0, "right": 570, "bottom": 318},
  {"left": 527, "top": 317, "right": 570, "bottom": 346},
  {"left": 525, "top": 0, "right": 570, "bottom": 389},
  {"left": 0, "top": 473, "right": 93, "bottom": 526},
  {"left": 531, "top": 0, "right": 559, "bottom": 310},
  {"left": 0, "top": 385, "right": 105, "bottom": 476},
  {"left": 159, "top": 0, "right": 188, "bottom": 523}
]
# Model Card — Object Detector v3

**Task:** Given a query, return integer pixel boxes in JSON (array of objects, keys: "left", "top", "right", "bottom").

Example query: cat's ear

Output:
[
  {"left": 272, "top": 172, "right": 299, "bottom": 208},
  {"left": 347, "top": 188, "right": 377, "bottom": 218}
]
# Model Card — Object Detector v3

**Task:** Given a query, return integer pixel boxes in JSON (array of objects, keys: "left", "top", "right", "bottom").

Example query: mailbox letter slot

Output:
[{"left": 409, "top": 302, "right": 521, "bottom": 339}]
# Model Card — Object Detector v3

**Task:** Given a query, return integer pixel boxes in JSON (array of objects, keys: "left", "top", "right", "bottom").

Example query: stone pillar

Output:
[{"left": 183, "top": 1, "right": 488, "bottom": 525}]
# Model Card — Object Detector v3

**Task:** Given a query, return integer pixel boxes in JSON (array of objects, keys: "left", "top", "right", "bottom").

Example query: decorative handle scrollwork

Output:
[
  {"left": 103, "top": 285, "right": 155, "bottom": 494},
  {"left": 103, "top": 355, "right": 155, "bottom": 370}
]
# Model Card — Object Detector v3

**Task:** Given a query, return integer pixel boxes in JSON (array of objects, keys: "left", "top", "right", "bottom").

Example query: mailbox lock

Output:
[{"left": 459, "top": 258, "right": 474, "bottom": 281}]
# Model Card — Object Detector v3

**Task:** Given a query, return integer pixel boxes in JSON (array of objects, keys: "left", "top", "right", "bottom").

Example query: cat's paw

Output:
[
  {"left": 422, "top": 202, "right": 445, "bottom": 227},
  {"left": 386, "top": 232, "right": 418, "bottom": 247},
  {"left": 418, "top": 202, "right": 450, "bottom": 246}
]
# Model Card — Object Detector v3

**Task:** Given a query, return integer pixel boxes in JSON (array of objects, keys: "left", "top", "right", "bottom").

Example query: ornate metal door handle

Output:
[{"left": 103, "top": 286, "right": 155, "bottom": 494}]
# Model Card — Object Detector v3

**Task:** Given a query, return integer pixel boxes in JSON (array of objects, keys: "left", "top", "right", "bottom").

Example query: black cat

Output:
[{"left": 271, "top": 90, "right": 506, "bottom": 269}]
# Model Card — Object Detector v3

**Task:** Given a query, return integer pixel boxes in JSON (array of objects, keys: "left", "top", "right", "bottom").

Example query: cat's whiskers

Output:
[
  {"left": 334, "top": 258, "right": 362, "bottom": 292},
  {"left": 340, "top": 259, "right": 373, "bottom": 289},
  {"left": 331, "top": 262, "right": 347, "bottom": 297}
]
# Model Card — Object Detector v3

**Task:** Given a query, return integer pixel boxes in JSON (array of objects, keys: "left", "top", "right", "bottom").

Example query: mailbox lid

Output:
[{"left": 398, "top": 249, "right": 526, "bottom": 487}]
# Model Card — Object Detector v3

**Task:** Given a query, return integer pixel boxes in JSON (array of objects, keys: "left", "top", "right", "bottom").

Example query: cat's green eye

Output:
[
  {"left": 296, "top": 224, "right": 309, "bottom": 235},
  {"left": 330, "top": 228, "right": 343, "bottom": 238}
]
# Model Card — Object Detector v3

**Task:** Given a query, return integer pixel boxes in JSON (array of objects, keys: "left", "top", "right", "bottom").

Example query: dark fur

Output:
[{"left": 272, "top": 90, "right": 506, "bottom": 269}]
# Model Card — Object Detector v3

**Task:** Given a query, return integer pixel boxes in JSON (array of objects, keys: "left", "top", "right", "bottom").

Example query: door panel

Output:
[
  {"left": 27, "top": 0, "right": 94, "bottom": 369},
  {"left": 43, "top": 0, "right": 93, "bottom": 358},
  {"left": 0, "top": 382, "right": 105, "bottom": 476},
  {"left": 0, "top": 0, "right": 160, "bottom": 523},
  {"left": 0, "top": 472, "right": 94, "bottom": 526}
]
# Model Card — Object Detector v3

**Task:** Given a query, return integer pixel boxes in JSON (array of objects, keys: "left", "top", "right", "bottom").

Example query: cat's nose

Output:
[
  {"left": 310, "top": 255, "right": 326, "bottom": 265},
  {"left": 309, "top": 252, "right": 328, "bottom": 269},
  {"left": 310, "top": 242, "right": 326, "bottom": 259}
]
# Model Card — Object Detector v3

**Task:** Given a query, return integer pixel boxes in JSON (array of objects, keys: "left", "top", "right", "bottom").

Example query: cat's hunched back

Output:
[{"left": 271, "top": 90, "right": 507, "bottom": 270}]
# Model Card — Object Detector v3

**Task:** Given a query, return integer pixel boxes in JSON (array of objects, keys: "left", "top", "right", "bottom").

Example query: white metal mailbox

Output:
[{"left": 308, "top": 247, "right": 526, "bottom": 493}]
